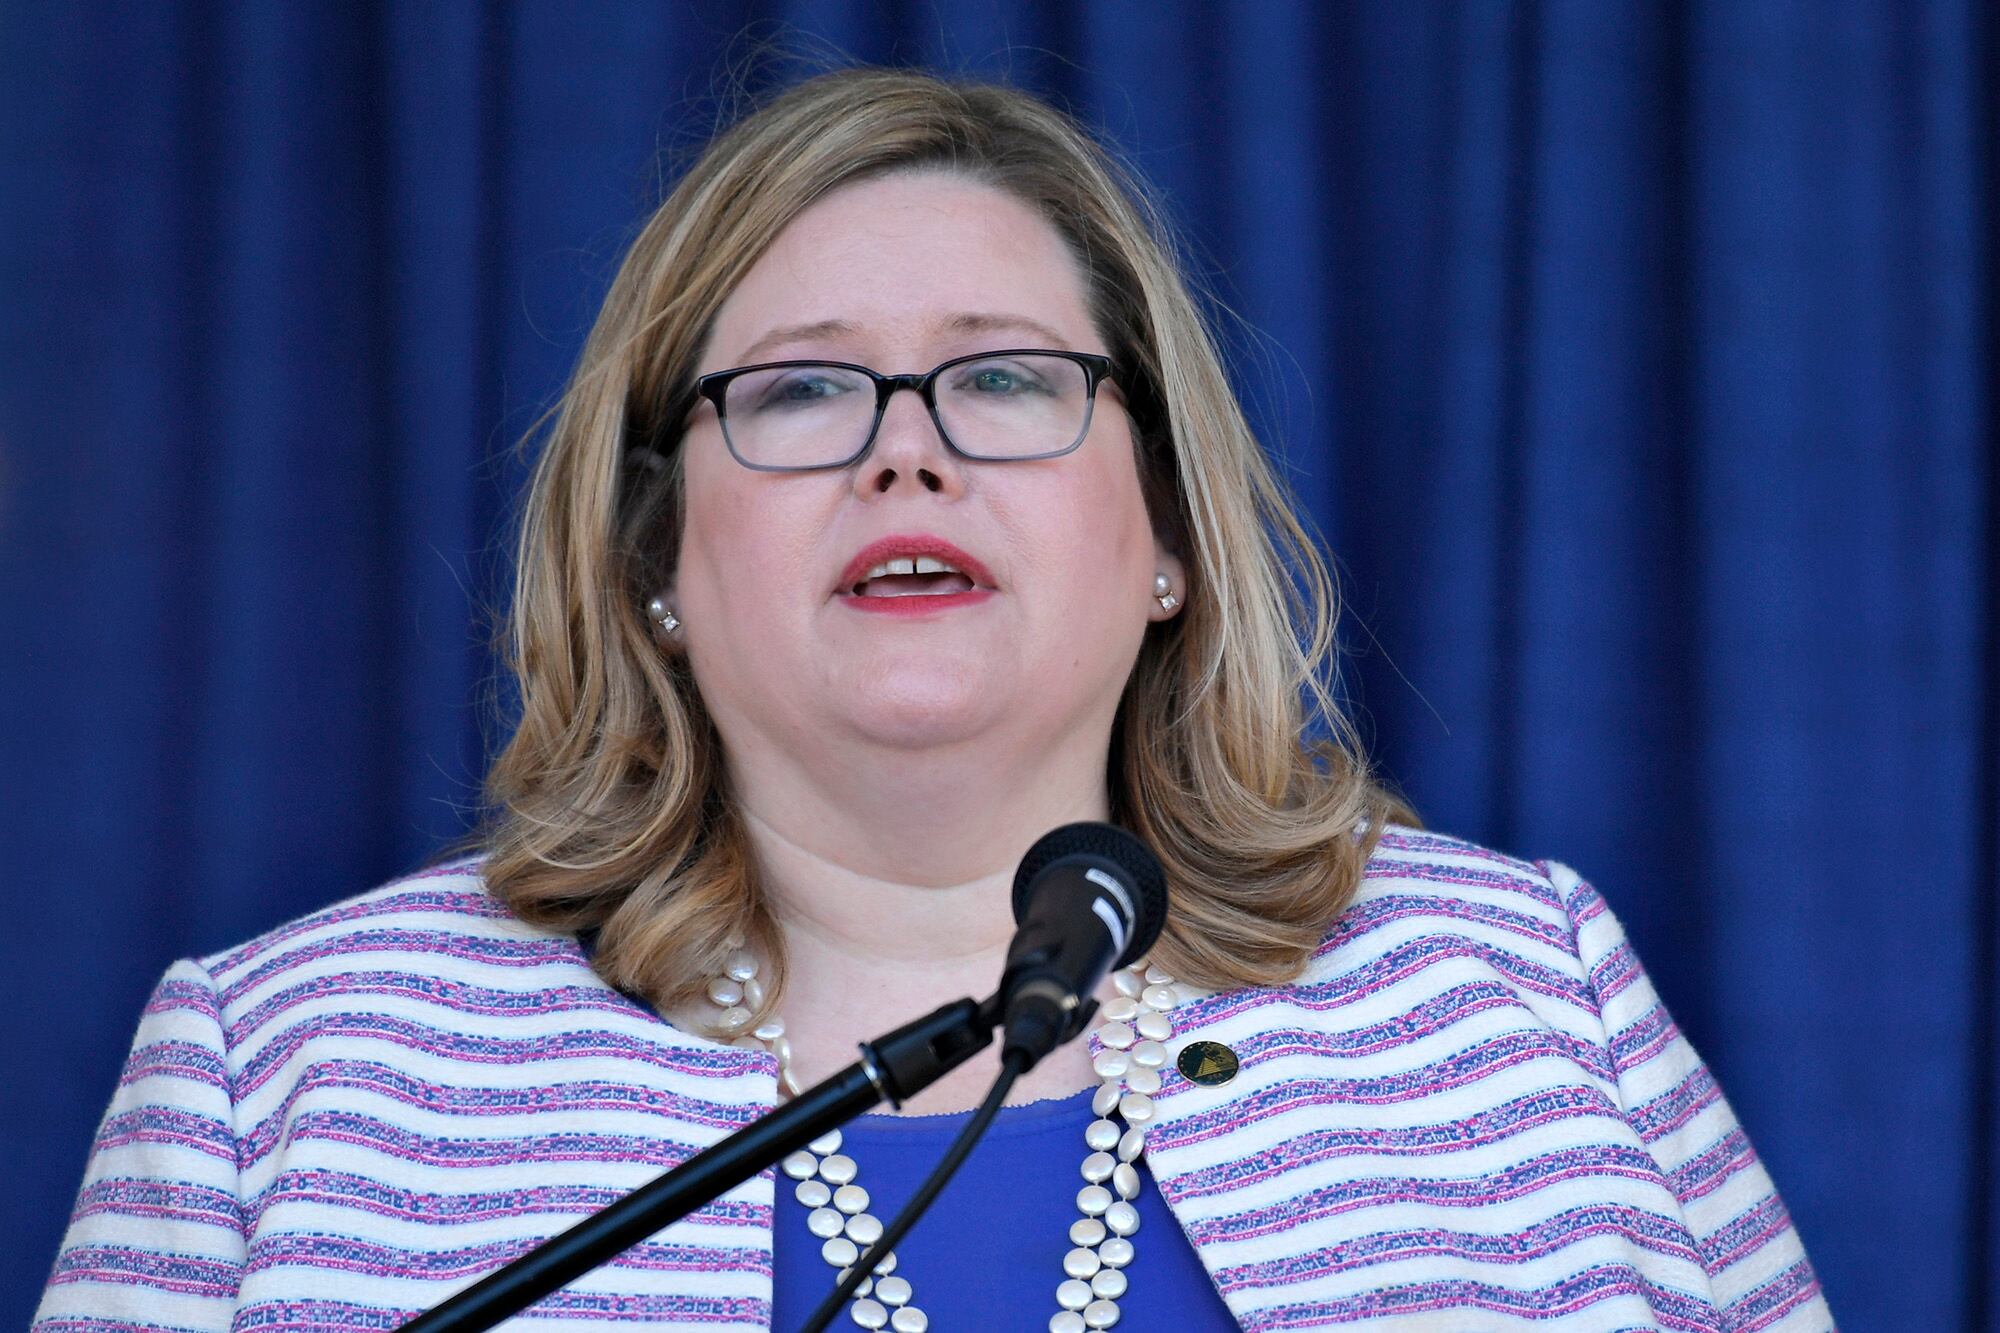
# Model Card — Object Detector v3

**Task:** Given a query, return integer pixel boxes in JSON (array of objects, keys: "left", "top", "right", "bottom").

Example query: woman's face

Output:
[{"left": 672, "top": 171, "right": 1181, "bottom": 773}]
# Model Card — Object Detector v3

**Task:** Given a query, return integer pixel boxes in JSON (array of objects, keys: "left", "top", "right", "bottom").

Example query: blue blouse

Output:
[{"left": 772, "top": 1086, "right": 1240, "bottom": 1330}]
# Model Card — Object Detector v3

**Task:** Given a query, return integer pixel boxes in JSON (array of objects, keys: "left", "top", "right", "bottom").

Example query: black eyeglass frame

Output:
[{"left": 692, "top": 348, "right": 1119, "bottom": 473}]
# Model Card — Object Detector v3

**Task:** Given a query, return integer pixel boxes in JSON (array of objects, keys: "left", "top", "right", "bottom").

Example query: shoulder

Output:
[
  {"left": 1333, "top": 823, "right": 1597, "bottom": 945},
  {"left": 1351, "top": 822, "right": 1582, "bottom": 923},
  {"left": 175, "top": 857, "right": 763, "bottom": 1118},
  {"left": 188, "top": 857, "right": 612, "bottom": 1042},
  {"left": 1178, "top": 825, "right": 1610, "bottom": 1045},
  {"left": 197, "top": 856, "right": 561, "bottom": 977},
  {"left": 1339, "top": 825, "right": 1622, "bottom": 1004},
  {"left": 1280, "top": 822, "right": 1591, "bottom": 962}
]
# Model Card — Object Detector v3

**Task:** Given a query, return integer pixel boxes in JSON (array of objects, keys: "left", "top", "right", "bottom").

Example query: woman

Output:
[{"left": 37, "top": 68, "right": 1830, "bottom": 1331}]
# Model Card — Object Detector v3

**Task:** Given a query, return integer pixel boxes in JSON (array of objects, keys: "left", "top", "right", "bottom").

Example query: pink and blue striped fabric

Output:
[{"left": 35, "top": 830, "right": 1831, "bottom": 1329}]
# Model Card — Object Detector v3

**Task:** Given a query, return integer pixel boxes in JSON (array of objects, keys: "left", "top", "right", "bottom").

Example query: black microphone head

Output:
[{"left": 1011, "top": 822, "right": 1168, "bottom": 969}]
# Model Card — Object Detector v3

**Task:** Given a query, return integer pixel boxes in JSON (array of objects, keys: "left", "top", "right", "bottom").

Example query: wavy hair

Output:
[{"left": 480, "top": 66, "right": 1416, "bottom": 1023}]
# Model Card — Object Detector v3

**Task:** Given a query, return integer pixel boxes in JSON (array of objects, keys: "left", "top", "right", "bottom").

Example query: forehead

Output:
[{"left": 704, "top": 171, "right": 1098, "bottom": 368}]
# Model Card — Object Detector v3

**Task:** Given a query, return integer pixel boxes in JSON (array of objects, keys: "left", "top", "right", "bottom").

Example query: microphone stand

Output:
[{"left": 399, "top": 993, "right": 1002, "bottom": 1333}]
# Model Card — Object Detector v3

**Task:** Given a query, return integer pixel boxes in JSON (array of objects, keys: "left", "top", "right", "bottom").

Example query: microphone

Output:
[{"left": 999, "top": 822, "right": 1168, "bottom": 1069}]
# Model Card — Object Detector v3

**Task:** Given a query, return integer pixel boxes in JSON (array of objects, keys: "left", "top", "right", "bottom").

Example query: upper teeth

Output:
[{"left": 863, "top": 556, "right": 961, "bottom": 579}]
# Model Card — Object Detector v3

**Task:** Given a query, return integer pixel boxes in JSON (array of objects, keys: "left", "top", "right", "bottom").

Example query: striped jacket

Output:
[{"left": 36, "top": 827, "right": 1831, "bottom": 1330}]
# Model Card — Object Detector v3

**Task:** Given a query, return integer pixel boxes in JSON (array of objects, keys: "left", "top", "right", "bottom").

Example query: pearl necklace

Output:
[{"left": 705, "top": 951, "right": 1181, "bottom": 1332}]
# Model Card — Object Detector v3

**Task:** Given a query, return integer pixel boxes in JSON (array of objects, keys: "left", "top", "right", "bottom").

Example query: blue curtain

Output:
[{"left": 0, "top": 3, "right": 1989, "bottom": 1327}]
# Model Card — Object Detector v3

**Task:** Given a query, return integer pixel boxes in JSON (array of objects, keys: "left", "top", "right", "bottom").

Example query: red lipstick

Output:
[
  {"left": 836, "top": 533, "right": 998, "bottom": 616},
  {"left": 836, "top": 535, "right": 997, "bottom": 593}
]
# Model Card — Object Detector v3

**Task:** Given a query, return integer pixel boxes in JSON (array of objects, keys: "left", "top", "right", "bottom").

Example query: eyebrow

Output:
[{"left": 735, "top": 313, "right": 1076, "bottom": 366}]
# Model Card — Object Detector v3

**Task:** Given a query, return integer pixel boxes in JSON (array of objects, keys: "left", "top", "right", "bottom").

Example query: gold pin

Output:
[{"left": 1175, "top": 1040, "right": 1239, "bottom": 1087}]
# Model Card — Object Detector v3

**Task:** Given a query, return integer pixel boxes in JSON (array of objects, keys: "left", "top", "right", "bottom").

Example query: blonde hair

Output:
[{"left": 481, "top": 66, "right": 1416, "bottom": 1020}]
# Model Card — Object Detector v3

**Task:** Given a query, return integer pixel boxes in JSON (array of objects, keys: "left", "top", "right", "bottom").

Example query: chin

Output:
[{"left": 834, "top": 668, "right": 1004, "bottom": 750}]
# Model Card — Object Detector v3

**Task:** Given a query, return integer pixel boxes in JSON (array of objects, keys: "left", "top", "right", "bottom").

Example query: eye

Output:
[
  {"left": 750, "top": 367, "right": 857, "bottom": 412},
  {"left": 951, "top": 359, "right": 1051, "bottom": 397}
]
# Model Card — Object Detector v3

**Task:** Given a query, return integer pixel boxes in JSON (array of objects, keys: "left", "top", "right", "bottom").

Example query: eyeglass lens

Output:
[{"left": 719, "top": 352, "right": 1092, "bottom": 469}]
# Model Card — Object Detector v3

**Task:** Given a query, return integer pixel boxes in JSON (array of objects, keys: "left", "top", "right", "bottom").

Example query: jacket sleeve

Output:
[
  {"left": 34, "top": 959, "right": 246, "bottom": 1330},
  {"left": 1546, "top": 861, "right": 1834, "bottom": 1332}
]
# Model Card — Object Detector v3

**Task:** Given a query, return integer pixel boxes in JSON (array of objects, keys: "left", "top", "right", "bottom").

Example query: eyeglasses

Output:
[{"left": 694, "top": 348, "right": 1117, "bottom": 472}]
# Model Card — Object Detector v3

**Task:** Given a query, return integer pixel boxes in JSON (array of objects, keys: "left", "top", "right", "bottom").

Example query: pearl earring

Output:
[
  {"left": 1153, "top": 573, "right": 1179, "bottom": 613},
  {"left": 646, "top": 596, "right": 680, "bottom": 635}
]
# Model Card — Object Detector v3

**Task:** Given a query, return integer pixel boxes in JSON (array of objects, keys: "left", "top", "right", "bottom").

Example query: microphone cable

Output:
[{"left": 796, "top": 1046, "right": 1032, "bottom": 1333}]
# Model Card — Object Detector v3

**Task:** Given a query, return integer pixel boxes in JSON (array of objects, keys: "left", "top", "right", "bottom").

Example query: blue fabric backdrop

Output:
[{"left": 0, "top": 3, "right": 1991, "bottom": 1328}]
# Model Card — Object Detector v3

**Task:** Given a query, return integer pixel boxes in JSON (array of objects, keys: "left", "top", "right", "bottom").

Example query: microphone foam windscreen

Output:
[{"left": 1011, "top": 822, "right": 1169, "bottom": 966}]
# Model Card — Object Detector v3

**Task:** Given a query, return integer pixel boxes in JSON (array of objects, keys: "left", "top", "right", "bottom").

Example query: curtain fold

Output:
[{"left": 0, "top": 2, "right": 1988, "bottom": 1325}]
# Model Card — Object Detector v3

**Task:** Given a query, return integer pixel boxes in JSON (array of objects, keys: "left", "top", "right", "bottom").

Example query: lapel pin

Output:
[{"left": 1176, "top": 1039, "right": 1239, "bottom": 1087}]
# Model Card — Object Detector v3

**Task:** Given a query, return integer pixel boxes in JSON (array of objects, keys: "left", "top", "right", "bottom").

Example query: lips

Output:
[{"left": 837, "top": 535, "right": 997, "bottom": 599}]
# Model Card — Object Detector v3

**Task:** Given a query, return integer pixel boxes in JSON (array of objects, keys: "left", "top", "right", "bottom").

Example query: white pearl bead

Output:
[
  {"left": 742, "top": 975, "right": 766, "bottom": 1008},
  {"left": 1062, "top": 1246, "right": 1101, "bottom": 1279},
  {"left": 869, "top": 943, "right": 1147, "bottom": 1333},
  {"left": 822, "top": 1236, "right": 859, "bottom": 1268},
  {"left": 724, "top": 949, "right": 757, "bottom": 981},
  {"left": 706, "top": 977, "right": 743, "bottom": 1007},
  {"left": 808, "top": 1129, "right": 843, "bottom": 1155},
  {"left": 753, "top": 1018, "right": 786, "bottom": 1041},
  {"left": 782, "top": 1151, "right": 818, "bottom": 1180},
  {"left": 807, "top": 1207, "right": 844, "bottom": 1238},
  {"left": 819, "top": 1153, "right": 858, "bottom": 1185},
  {"left": 1069, "top": 1217, "right": 1107, "bottom": 1247},
  {"left": 770, "top": 1035, "right": 793, "bottom": 1067},
  {"left": 833, "top": 1184, "right": 870, "bottom": 1214},
  {"left": 796, "top": 1179, "right": 831, "bottom": 1207},
  {"left": 715, "top": 1005, "right": 752, "bottom": 1033},
  {"left": 838, "top": 1271, "right": 873, "bottom": 1298},
  {"left": 732, "top": 1035, "right": 765, "bottom": 1050}
]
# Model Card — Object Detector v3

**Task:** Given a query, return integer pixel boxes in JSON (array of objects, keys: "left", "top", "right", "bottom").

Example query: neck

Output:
[{"left": 721, "top": 727, "right": 1118, "bottom": 1112}]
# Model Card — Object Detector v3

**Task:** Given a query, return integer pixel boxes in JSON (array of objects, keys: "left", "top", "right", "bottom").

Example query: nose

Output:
[{"left": 852, "top": 383, "right": 968, "bottom": 499}]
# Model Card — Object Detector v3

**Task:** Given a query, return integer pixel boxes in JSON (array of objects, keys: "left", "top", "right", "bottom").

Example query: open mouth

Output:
[{"left": 850, "top": 556, "right": 978, "bottom": 598}]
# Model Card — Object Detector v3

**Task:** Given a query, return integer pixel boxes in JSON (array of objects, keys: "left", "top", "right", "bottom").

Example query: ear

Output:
[{"left": 1147, "top": 542, "right": 1188, "bottom": 622}]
